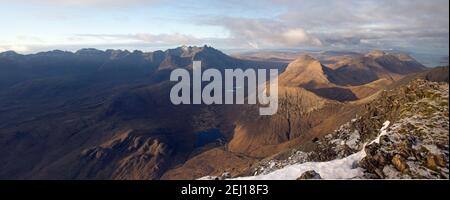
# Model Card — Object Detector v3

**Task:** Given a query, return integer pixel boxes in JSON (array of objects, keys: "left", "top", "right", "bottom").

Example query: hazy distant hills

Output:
[
  {"left": 233, "top": 49, "right": 447, "bottom": 68},
  {"left": 0, "top": 46, "right": 445, "bottom": 180}
]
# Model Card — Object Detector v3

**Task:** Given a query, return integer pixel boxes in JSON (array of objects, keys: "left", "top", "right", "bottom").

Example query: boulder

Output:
[
  {"left": 297, "top": 170, "right": 322, "bottom": 180},
  {"left": 391, "top": 154, "right": 409, "bottom": 173}
]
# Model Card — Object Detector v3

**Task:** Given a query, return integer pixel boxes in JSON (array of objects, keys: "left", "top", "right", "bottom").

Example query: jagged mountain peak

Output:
[
  {"left": 164, "top": 45, "right": 225, "bottom": 58},
  {"left": 34, "top": 50, "right": 73, "bottom": 57},
  {"left": 105, "top": 49, "right": 133, "bottom": 59},
  {"left": 157, "top": 45, "right": 239, "bottom": 70}
]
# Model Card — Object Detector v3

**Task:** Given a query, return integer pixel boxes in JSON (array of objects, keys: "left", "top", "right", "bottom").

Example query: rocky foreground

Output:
[
  {"left": 222, "top": 78, "right": 449, "bottom": 180},
  {"left": 359, "top": 80, "right": 449, "bottom": 179}
]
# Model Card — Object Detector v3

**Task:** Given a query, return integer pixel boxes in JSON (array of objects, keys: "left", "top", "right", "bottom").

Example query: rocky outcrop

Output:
[
  {"left": 297, "top": 170, "right": 322, "bottom": 180},
  {"left": 341, "top": 79, "right": 448, "bottom": 179},
  {"left": 358, "top": 81, "right": 449, "bottom": 178},
  {"left": 77, "top": 129, "right": 173, "bottom": 180}
]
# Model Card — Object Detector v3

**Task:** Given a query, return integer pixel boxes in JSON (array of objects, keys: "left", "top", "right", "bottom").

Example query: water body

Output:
[{"left": 410, "top": 52, "right": 449, "bottom": 67}]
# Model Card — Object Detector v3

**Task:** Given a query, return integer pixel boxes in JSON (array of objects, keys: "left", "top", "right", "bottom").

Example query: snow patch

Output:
[
  {"left": 233, "top": 151, "right": 366, "bottom": 180},
  {"left": 231, "top": 121, "right": 391, "bottom": 180},
  {"left": 346, "top": 130, "right": 360, "bottom": 150},
  {"left": 369, "top": 121, "right": 390, "bottom": 145}
]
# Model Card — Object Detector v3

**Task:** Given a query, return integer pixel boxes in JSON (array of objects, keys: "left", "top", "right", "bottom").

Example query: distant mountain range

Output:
[
  {"left": 278, "top": 51, "right": 426, "bottom": 101},
  {"left": 232, "top": 49, "right": 449, "bottom": 68},
  {"left": 0, "top": 46, "right": 447, "bottom": 180}
]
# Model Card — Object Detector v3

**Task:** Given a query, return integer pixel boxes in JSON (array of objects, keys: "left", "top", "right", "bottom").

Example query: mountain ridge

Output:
[
  {"left": 278, "top": 52, "right": 426, "bottom": 101},
  {"left": 0, "top": 45, "right": 443, "bottom": 180}
]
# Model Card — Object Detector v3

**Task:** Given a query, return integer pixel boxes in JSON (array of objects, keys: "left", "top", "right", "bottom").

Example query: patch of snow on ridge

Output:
[
  {"left": 369, "top": 121, "right": 390, "bottom": 145},
  {"left": 231, "top": 121, "right": 391, "bottom": 180},
  {"left": 346, "top": 130, "right": 360, "bottom": 150}
]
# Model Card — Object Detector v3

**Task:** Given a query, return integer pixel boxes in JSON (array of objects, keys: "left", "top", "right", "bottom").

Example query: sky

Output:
[{"left": 0, "top": 0, "right": 449, "bottom": 62}]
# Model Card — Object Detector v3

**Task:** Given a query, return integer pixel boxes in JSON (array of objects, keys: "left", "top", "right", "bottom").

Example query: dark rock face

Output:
[{"left": 297, "top": 170, "right": 322, "bottom": 180}]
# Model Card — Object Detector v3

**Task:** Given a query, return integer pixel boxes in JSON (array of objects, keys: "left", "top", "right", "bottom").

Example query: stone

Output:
[
  {"left": 297, "top": 170, "right": 322, "bottom": 180},
  {"left": 364, "top": 143, "right": 380, "bottom": 156},
  {"left": 221, "top": 172, "right": 232, "bottom": 179},
  {"left": 391, "top": 154, "right": 409, "bottom": 173},
  {"left": 426, "top": 154, "right": 439, "bottom": 171},
  {"left": 434, "top": 154, "right": 447, "bottom": 167},
  {"left": 373, "top": 168, "right": 385, "bottom": 179}
]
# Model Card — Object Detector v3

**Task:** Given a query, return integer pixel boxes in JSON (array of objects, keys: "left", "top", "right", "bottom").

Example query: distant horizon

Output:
[
  {"left": 1, "top": 0, "right": 448, "bottom": 60},
  {"left": 1, "top": 45, "right": 448, "bottom": 67},
  {"left": 0, "top": 45, "right": 424, "bottom": 54}
]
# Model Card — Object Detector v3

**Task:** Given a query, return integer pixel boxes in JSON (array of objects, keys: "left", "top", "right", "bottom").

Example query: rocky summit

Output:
[{"left": 359, "top": 80, "right": 449, "bottom": 179}]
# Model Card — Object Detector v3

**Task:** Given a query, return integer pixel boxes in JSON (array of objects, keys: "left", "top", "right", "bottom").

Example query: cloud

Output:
[
  {"left": 189, "top": 0, "right": 448, "bottom": 51},
  {"left": 204, "top": 17, "right": 322, "bottom": 49},
  {"left": 0, "top": 45, "right": 30, "bottom": 53},
  {"left": 74, "top": 33, "right": 206, "bottom": 46},
  {"left": 282, "top": 29, "right": 322, "bottom": 47},
  {"left": 0, "top": 0, "right": 162, "bottom": 8},
  {"left": 270, "top": 0, "right": 449, "bottom": 50}
]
